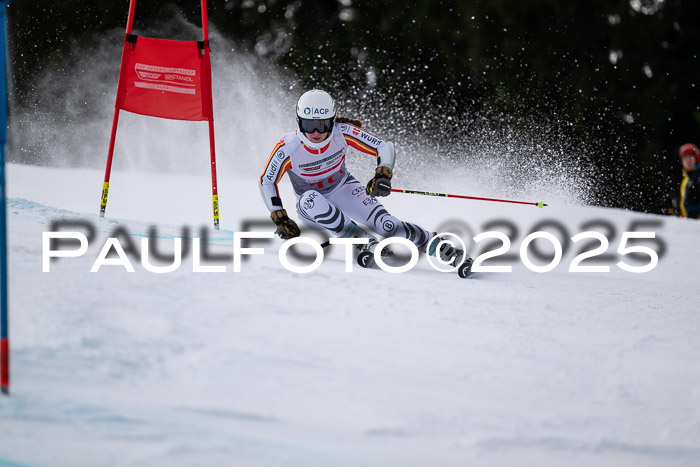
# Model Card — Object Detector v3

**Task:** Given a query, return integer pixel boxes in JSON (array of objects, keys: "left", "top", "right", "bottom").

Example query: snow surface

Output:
[{"left": 1, "top": 160, "right": 700, "bottom": 467}]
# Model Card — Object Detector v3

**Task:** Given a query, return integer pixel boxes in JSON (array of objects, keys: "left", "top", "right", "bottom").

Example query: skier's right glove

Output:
[{"left": 271, "top": 209, "right": 301, "bottom": 239}]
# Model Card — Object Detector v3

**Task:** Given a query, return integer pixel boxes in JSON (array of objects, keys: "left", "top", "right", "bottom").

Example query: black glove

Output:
[
  {"left": 270, "top": 209, "right": 301, "bottom": 239},
  {"left": 366, "top": 166, "right": 393, "bottom": 197}
]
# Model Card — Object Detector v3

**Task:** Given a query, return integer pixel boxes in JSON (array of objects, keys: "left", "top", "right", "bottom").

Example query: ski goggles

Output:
[{"left": 298, "top": 117, "right": 334, "bottom": 134}]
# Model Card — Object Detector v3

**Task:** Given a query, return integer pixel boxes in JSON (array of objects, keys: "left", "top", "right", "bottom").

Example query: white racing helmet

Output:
[{"left": 296, "top": 89, "right": 336, "bottom": 149}]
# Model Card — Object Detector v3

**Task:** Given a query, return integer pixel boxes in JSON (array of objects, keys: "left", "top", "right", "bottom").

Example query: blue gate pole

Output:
[{"left": 0, "top": 0, "right": 11, "bottom": 396}]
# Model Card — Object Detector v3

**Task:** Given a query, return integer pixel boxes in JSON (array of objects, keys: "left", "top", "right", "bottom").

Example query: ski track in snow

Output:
[{"left": 1, "top": 163, "right": 700, "bottom": 467}]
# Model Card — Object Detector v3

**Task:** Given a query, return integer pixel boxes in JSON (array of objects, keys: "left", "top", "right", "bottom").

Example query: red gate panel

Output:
[
  {"left": 100, "top": 0, "right": 220, "bottom": 230},
  {"left": 117, "top": 36, "right": 212, "bottom": 121}
]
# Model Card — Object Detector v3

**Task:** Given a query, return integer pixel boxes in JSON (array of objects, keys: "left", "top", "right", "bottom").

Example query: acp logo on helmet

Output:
[{"left": 304, "top": 107, "right": 331, "bottom": 116}]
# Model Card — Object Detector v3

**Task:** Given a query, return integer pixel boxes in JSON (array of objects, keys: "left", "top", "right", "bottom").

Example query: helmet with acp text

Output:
[{"left": 296, "top": 89, "right": 336, "bottom": 149}]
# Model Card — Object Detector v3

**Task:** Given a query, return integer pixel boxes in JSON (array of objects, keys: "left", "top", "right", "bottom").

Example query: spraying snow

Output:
[{"left": 14, "top": 17, "right": 596, "bottom": 208}]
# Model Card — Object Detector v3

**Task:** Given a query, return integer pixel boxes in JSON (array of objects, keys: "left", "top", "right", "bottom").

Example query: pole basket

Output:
[{"left": 100, "top": 0, "right": 220, "bottom": 229}]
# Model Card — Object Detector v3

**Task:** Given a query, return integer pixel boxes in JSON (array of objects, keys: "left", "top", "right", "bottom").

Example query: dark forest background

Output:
[{"left": 5, "top": 0, "right": 699, "bottom": 212}]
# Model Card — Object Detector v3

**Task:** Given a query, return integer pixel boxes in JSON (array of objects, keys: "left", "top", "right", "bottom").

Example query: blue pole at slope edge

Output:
[{"left": 0, "top": 0, "right": 11, "bottom": 395}]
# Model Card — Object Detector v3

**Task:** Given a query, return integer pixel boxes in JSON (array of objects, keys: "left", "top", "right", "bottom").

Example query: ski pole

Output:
[{"left": 390, "top": 188, "right": 547, "bottom": 208}]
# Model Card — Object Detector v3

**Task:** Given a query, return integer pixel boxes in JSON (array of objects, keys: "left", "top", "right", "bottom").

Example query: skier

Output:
[
  {"left": 258, "top": 89, "right": 470, "bottom": 270},
  {"left": 679, "top": 143, "right": 700, "bottom": 219}
]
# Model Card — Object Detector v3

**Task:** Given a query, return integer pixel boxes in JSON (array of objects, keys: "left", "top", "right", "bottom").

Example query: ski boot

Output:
[
  {"left": 429, "top": 236, "right": 474, "bottom": 278},
  {"left": 355, "top": 231, "right": 394, "bottom": 268},
  {"left": 356, "top": 237, "right": 380, "bottom": 268},
  {"left": 340, "top": 221, "right": 391, "bottom": 268}
]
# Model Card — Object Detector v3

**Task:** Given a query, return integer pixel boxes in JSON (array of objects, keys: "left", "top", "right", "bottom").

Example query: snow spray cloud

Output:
[
  {"left": 15, "top": 13, "right": 598, "bottom": 205},
  {"left": 329, "top": 83, "right": 600, "bottom": 208},
  {"left": 14, "top": 14, "right": 299, "bottom": 178},
  {"left": 115, "top": 44, "right": 297, "bottom": 179}
]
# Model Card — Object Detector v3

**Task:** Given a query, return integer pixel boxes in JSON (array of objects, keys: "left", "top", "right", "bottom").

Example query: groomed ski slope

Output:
[{"left": 1, "top": 162, "right": 700, "bottom": 467}]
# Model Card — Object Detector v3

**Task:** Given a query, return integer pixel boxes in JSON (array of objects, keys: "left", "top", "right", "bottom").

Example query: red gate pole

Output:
[
  {"left": 200, "top": 0, "right": 220, "bottom": 229},
  {"left": 201, "top": 0, "right": 209, "bottom": 42},
  {"left": 100, "top": 0, "right": 138, "bottom": 217}
]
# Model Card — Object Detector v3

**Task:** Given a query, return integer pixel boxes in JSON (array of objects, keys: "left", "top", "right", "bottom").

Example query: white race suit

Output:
[{"left": 259, "top": 123, "right": 434, "bottom": 250}]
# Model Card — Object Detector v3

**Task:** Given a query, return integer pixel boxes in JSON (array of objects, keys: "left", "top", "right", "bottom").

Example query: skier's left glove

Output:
[
  {"left": 270, "top": 209, "right": 301, "bottom": 239},
  {"left": 366, "top": 166, "right": 393, "bottom": 197}
]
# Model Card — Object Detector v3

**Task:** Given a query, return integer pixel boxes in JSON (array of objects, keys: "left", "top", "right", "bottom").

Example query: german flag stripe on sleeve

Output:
[
  {"left": 344, "top": 134, "right": 378, "bottom": 157},
  {"left": 260, "top": 140, "right": 286, "bottom": 184},
  {"left": 276, "top": 158, "right": 292, "bottom": 184}
]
